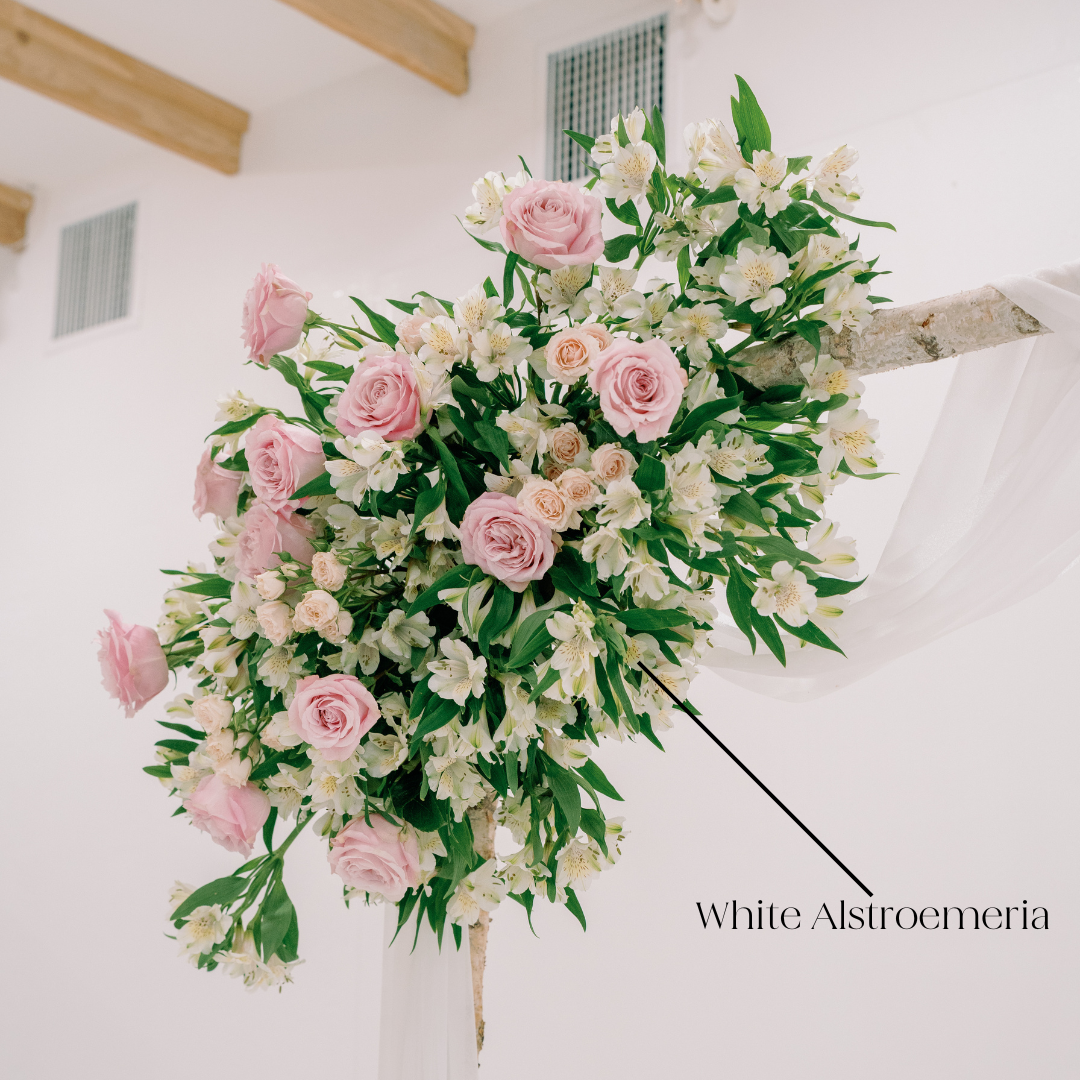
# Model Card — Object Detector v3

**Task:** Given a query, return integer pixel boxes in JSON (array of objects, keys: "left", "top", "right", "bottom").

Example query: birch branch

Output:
[
  {"left": 466, "top": 795, "right": 496, "bottom": 1057},
  {"left": 740, "top": 285, "right": 1048, "bottom": 389}
]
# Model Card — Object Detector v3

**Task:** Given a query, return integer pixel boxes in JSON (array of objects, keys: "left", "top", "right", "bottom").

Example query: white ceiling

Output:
[{"left": 1, "top": 0, "right": 541, "bottom": 190}]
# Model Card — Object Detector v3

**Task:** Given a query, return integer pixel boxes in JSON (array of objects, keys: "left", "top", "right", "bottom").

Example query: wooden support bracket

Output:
[{"left": 0, "top": 180, "right": 32, "bottom": 245}]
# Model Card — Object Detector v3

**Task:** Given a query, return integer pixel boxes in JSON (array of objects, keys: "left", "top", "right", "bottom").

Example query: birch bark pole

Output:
[
  {"left": 739, "top": 285, "right": 1047, "bottom": 388},
  {"left": 466, "top": 796, "right": 496, "bottom": 1057}
]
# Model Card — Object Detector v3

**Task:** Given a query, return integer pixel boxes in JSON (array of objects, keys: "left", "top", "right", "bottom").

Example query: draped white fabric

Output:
[
  {"left": 378, "top": 905, "right": 478, "bottom": 1080},
  {"left": 701, "top": 261, "right": 1080, "bottom": 700}
]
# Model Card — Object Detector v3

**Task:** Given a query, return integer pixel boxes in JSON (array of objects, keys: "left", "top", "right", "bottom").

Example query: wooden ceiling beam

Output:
[
  {"left": 278, "top": 0, "right": 475, "bottom": 95},
  {"left": 0, "top": 180, "right": 33, "bottom": 245},
  {"left": 0, "top": 1, "right": 249, "bottom": 174}
]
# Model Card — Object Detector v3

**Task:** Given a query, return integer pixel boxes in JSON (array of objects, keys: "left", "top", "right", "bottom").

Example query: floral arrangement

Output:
[{"left": 99, "top": 79, "right": 892, "bottom": 990}]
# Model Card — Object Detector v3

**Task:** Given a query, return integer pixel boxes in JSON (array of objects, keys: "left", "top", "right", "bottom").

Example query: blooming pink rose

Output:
[
  {"left": 184, "top": 774, "right": 270, "bottom": 858},
  {"left": 288, "top": 673, "right": 380, "bottom": 760},
  {"left": 241, "top": 263, "right": 312, "bottom": 366},
  {"left": 588, "top": 338, "right": 689, "bottom": 442},
  {"left": 328, "top": 814, "right": 420, "bottom": 902},
  {"left": 499, "top": 179, "right": 604, "bottom": 270},
  {"left": 193, "top": 447, "right": 243, "bottom": 520},
  {"left": 335, "top": 351, "right": 427, "bottom": 441},
  {"left": 247, "top": 414, "right": 326, "bottom": 511},
  {"left": 459, "top": 492, "right": 555, "bottom": 592},
  {"left": 98, "top": 610, "right": 170, "bottom": 718},
  {"left": 234, "top": 500, "right": 315, "bottom": 578}
]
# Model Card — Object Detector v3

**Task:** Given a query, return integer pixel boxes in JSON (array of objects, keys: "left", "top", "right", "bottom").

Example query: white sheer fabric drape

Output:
[
  {"left": 701, "top": 262, "right": 1080, "bottom": 700},
  {"left": 378, "top": 905, "right": 477, "bottom": 1080}
]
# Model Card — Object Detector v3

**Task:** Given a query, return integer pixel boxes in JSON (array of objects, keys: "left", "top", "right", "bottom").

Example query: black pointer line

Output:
[{"left": 637, "top": 662, "right": 874, "bottom": 898}]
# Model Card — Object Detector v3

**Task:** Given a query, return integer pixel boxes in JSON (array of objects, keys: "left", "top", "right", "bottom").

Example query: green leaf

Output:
[
  {"left": 606, "top": 198, "right": 641, "bottom": 229},
  {"left": 268, "top": 356, "right": 330, "bottom": 426},
  {"left": 412, "top": 696, "right": 462, "bottom": 743},
  {"left": 692, "top": 185, "right": 739, "bottom": 207},
  {"left": 426, "top": 428, "right": 469, "bottom": 522},
  {"left": 730, "top": 75, "right": 772, "bottom": 155},
  {"left": 405, "top": 562, "right": 474, "bottom": 618},
  {"left": 677, "top": 243, "right": 691, "bottom": 295},
  {"left": 793, "top": 319, "right": 822, "bottom": 352},
  {"left": 156, "top": 720, "right": 205, "bottom": 740},
  {"left": 603, "top": 233, "right": 639, "bottom": 264},
  {"left": 506, "top": 606, "right": 565, "bottom": 669},
  {"left": 809, "top": 191, "right": 896, "bottom": 231},
  {"left": 608, "top": 607, "right": 692, "bottom": 631},
  {"left": 259, "top": 877, "right": 295, "bottom": 961},
  {"left": 304, "top": 359, "right": 354, "bottom": 381},
  {"left": 154, "top": 738, "right": 198, "bottom": 754},
  {"left": 409, "top": 476, "right": 447, "bottom": 541},
  {"left": 775, "top": 615, "right": 846, "bottom": 655},
  {"left": 290, "top": 471, "right": 335, "bottom": 500},
  {"left": 811, "top": 576, "right": 866, "bottom": 597},
  {"left": 262, "top": 805, "right": 278, "bottom": 853},
  {"left": 724, "top": 491, "right": 771, "bottom": 531},
  {"left": 172, "top": 875, "right": 249, "bottom": 920},
  {"left": 461, "top": 220, "right": 508, "bottom": 254},
  {"left": 564, "top": 887, "right": 587, "bottom": 931},
  {"left": 172, "top": 576, "right": 233, "bottom": 599},
  {"left": 564, "top": 129, "right": 596, "bottom": 153},
  {"left": 502, "top": 252, "right": 519, "bottom": 306},
  {"left": 278, "top": 906, "right": 300, "bottom": 963},
  {"left": 450, "top": 375, "right": 495, "bottom": 407},
  {"left": 482, "top": 276, "right": 499, "bottom": 299},
  {"left": 786, "top": 155, "right": 812, "bottom": 176},
  {"left": 207, "top": 410, "right": 266, "bottom": 438},
  {"left": 476, "top": 420, "right": 513, "bottom": 472},
  {"left": 350, "top": 296, "right": 400, "bottom": 346},
  {"left": 635, "top": 454, "right": 666, "bottom": 491},
  {"left": 650, "top": 104, "right": 666, "bottom": 167},
  {"left": 143, "top": 764, "right": 174, "bottom": 778},
  {"left": 751, "top": 611, "right": 787, "bottom": 666},
  {"left": 478, "top": 582, "right": 515, "bottom": 655},
  {"left": 575, "top": 759, "right": 624, "bottom": 801},
  {"left": 579, "top": 808, "right": 609, "bottom": 855},
  {"left": 668, "top": 395, "right": 743, "bottom": 442},
  {"left": 725, "top": 568, "right": 757, "bottom": 652},
  {"left": 542, "top": 754, "right": 581, "bottom": 834}
]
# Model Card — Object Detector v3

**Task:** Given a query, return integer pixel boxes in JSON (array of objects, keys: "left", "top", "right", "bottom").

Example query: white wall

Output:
[{"left": 1, "top": 2, "right": 1078, "bottom": 1077}]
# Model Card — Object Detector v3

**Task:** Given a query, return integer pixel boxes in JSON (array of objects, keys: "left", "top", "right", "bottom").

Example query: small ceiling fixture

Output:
[{"left": 677, "top": 0, "right": 739, "bottom": 26}]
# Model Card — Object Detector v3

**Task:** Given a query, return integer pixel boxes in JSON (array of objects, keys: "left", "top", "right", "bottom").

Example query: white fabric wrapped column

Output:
[
  {"left": 702, "top": 261, "right": 1080, "bottom": 699},
  {"left": 377, "top": 905, "right": 478, "bottom": 1080}
]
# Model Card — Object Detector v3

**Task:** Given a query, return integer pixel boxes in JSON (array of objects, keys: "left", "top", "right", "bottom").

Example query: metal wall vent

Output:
[
  {"left": 54, "top": 202, "right": 136, "bottom": 337},
  {"left": 546, "top": 15, "right": 666, "bottom": 183}
]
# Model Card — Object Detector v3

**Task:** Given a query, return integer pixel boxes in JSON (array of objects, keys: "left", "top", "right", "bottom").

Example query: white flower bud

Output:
[{"left": 256, "top": 571, "right": 286, "bottom": 600}]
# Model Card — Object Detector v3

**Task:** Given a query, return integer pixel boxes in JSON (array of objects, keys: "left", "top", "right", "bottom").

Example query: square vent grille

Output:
[
  {"left": 54, "top": 202, "right": 136, "bottom": 337},
  {"left": 546, "top": 15, "right": 666, "bottom": 183}
]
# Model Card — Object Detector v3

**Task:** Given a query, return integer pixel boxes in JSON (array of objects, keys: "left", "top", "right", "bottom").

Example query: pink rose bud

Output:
[
  {"left": 288, "top": 673, "right": 380, "bottom": 761},
  {"left": 499, "top": 179, "right": 605, "bottom": 270},
  {"left": 97, "top": 610, "right": 170, "bottom": 718},
  {"left": 241, "top": 263, "right": 312, "bottom": 366},
  {"left": 588, "top": 337, "right": 689, "bottom": 442},
  {"left": 193, "top": 447, "right": 243, "bottom": 520},
  {"left": 328, "top": 814, "right": 420, "bottom": 902},
  {"left": 234, "top": 501, "right": 315, "bottom": 578},
  {"left": 184, "top": 774, "right": 271, "bottom": 858},
  {"left": 459, "top": 492, "right": 555, "bottom": 592},
  {"left": 247, "top": 415, "right": 326, "bottom": 511},
  {"left": 335, "top": 351, "right": 428, "bottom": 442}
]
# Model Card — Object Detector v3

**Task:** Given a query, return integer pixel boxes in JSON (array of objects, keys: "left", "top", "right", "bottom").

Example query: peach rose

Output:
[
  {"left": 184, "top": 774, "right": 270, "bottom": 858},
  {"left": 395, "top": 312, "right": 427, "bottom": 354},
  {"left": 580, "top": 323, "right": 614, "bottom": 352},
  {"left": 292, "top": 590, "right": 339, "bottom": 633},
  {"left": 459, "top": 492, "right": 555, "bottom": 592},
  {"left": 544, "top": 329, "right": 596, "bottom": 384},
  {"left": 191, "top": 694, "right": 233, "bottom": 734},
  {"left": 542, "top": 459, "right": 566, "bottom": 481},
  {"left": 517, "top": 477, "right": 574, "bottom": 532},
  {"left": 193, "top": 448, "right": 242, "bottom": 520},
  {"left": 499, "top": 179, "right": 604, "bottom": 270},
  {"left": 97, "top": 610, "right": 169, "bottom": 718},
  {"left": 234, "top": 501, "right": 315, "bottom": 578},
  {"left": 247, "top": 414, "right": 326, "bottom": 511},
  {"left": 256, "top": 601, "right": 293, "bottom": 646},
  {"left": 328, "top": 814, "right": 419, "bottom": 902},
  {"left": 288, "top": 673, "right": 380, "bottom": 760},
  {"left": 557, "top": 468, "right": 599, "bottom": 509},
  {"left": 336, "top": 351, "right": 427, "bottom": 442},
  {"left": 549, "top": 423, "right": 588, "bottom": 466},
  {"left": 311, "top": 551, "right": 347, "bottom": 591},
  {"left": 588, "top": 338, "right": 689, "bottom": 441},
  {"left": 590, "top": 443, "right": 637, "bottom": 486},
  {"left": 241, "top": 263, "right": 312, "bottom": 366}
]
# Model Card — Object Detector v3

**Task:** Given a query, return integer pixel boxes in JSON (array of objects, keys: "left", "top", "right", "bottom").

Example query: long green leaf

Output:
[
  {"left": 259, "top": 877, "right": 295, "bottom": 961},
  {"left": 405, "top": 562, "right": 474, "bottom": 618},
  {"left": 575, "top": 759, "right": 624, "bottom": 802},
  {"left": 290, "top": 471, "right": 335, "bottom": 500},
  {"left": 350, "top": 296, "right": 400, "bottom": 346},
  {"left": 809, "top": 190, "right": 896, "bottom": 231},
  {"left": 172, "top": 875, "right": 249, "bottom": 920},
  {"left": 542, "top": 754, "right": 581, "bottom": 834}
]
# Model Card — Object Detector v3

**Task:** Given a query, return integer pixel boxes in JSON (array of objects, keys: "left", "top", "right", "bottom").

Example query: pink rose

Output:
[
  {"left": 247, "top": 415, "right": 326, "bottom": 511},
  {"left": 98, "top": 610, "right": 170, "bottom": 718},
  {"left": 335, "top": 351, "right": 427, "bottom": 442},
  {"left": 499, "top": 179, "right": 604, "bottom": 270},
  {"left": 241, "top": 263, "right": 312, "bottom": 366},
  {"left": 459, "top": 492, "right": 555, "bottom": 592},
  {"left": 184, "top": 774, "right": 270, "bottom": 858},
  {"left": 288, "top": 673, "right": 380, "bottom": 760},
  {"left": 234, "top": 501, "right": 315, "bottom": 578},
  {"left": 328, "top": 814, "right": 420, "bottom": 902},
  {"left": 193, "top": 447, "right": 243, "bottom": 520},
  {"left": 588, "top": 338, "right": 689, "bottom": 442}
]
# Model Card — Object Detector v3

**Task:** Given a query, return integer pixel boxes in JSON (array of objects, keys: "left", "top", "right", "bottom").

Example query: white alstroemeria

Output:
[
  {"left": 599, "top": 139, "right": 658, "bottom": 205},
  {"left": 697, "top": 428, "right": 770, "bottom": 481},
  {"left": 448, "top": 860, "right": 507, "bottom": 926},
  {"left": 416, "top": 500, "right": 460, "bottom": 543},
  {"left": 410, "top": 829, "right": 447, "bottom": 881},
  {"left": 716, "top": 242, "right": 790, "bottom": 312},
  {"left": 167, "top": 881, "right": 194, "bottom": 917},
  {"left": 733, "top": 150, "right": 792, "bottom": 218},
  {"left": 580, "top": 525, "right": 631, "bottom": 580},
  {"left": 681, "top": 200, "right": 740, "bottom": 246},
  {"left": 624, "top": 542, "right": 670, "bottom": 603},
  {"left": 324, "top": 503, "right": 375, "bottom": 548},
  {"left": 547, "top": 601, "right": 600, "bottom": 676},
  {"left": 176, "top": 905, "right": 229, "bottom": 961},
  {"left": 811, "top": 145, "right": 862, "bottom": 209},
  {"left": 327, "top": 436, "right": 404, "bottom": 503},
  {"left": 501, "top": 846, "right": 543, "bottom": 895},
  {"left": 208, "top": 514, "right": 245, "bottom": 564},
  {"left": 682, "top": 589, "right": 719, "bottom": 624},
  {"left": 813, "top": 406, "right": 880, "bottom": 475},
  {"left": 496, "top": 675, "right": 539, "bottom": 754},
  {"left": 536, "top": 264, "right": 593, "bottom": 318},
  {"left": 799, "top": 353, "right": 865, "bottom": 402},
  {"left": 464, "top": 170, "right": 523, "bottom": 233},
  {"left": 169, "top": 761, "right": 209, "bottom": 795},
  {"left": 604, "top": 817, "right": 628, "bottom": 865},
  {"left": 418, "top": 316, "right": 470, "bottom": 370},
  {"left": 377, "top": 608, "right": 436, "bottom": 662},
  {"left": 636, "top": 659, "right": 690, "bottom": 727},
  {"left": 751, "top": 561, "right": 818, "bottom": 626},
  {"left": 798, "top": 470, "right": 848, "bottom": 508},
  {"left": 261, "top": 710, "right": 303, "bottom": 752},
  {"left": 454, "top": 284, "right": 503, "bottom": 336},
  {"left": 306, "top": 754, "right": 364, "bottom": 815},
  {"left": 427, "top": 638, "right": 487, "bottom": 705},
  {"left": 497, "top": 794, "right": 532, "bottom": 844},
  {"left": 257, "top": 645, "right": 307, "bottom": 694},
  {"left": 582, "top": 265, "right": 638, "bottom": 318},
  {"left": 686, "top": 254, "right": 733, "bottom": 302},
  {"left": 214, "top": 389, "right": 259, "bottom": 426},
  {"left": 802, "top": 518, "right": 860, "bottom": 578},
  {"left": 494, "top": 394, "right": 565, "bottom": 466},
  {"left": 668, "top": 445, "right": 717, "bottom": 513},
  {"left": 792, "top": 232, "right": 865, "bottom": 282},
  {"left": 534, "top": 695, "right": 577, "bottom": 730},
  {"left": 542, "top": 729, "right": 593, "bottom": 769},
  {"left": 266, "top": 763, "right": 312, "bottom": 820},
  {"left": 660, "top": 303, "right": 726, "bottom": 365},
  {"left": 556, "top": 838, "right": 604, "bottom": 892},
  {"left": 813, "top": 274, "right": 874, "bottom": 334},
  {"left": 612, "top": 283, "right": 673, "bottom": 338},
  {"left": 217, "top": 580, "right": 261, "bottom": 640},
  {"left": 471, "top": 323, "right": 531, "bottom": 382},
  {"left": 684, "top": 117, "right": 748, "bottom": 188},
  {"left": 196, "top": 628, "right": 245, "bottom": 679},
  {"left": 350, "top": 626, "right": 380, "bottom": 676},
  {"left": 590, "top": 107, "right": 648, "bottom": 164},
  {"left": 459, "top": 717, "right": 497, "bottom": 761},
  {"left": 363, "top": 730, "right": 409, "bottom": 777},
  {"left": 371, "top": 512, "right": 414, "bottom": 566},
  {"left": 595, "top": 478, "right": 649, "bottom": 530},
  {"left": 424, "top": 736, "right": 486, "bottom": 816}
]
